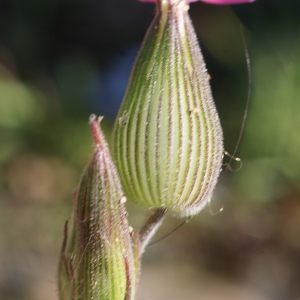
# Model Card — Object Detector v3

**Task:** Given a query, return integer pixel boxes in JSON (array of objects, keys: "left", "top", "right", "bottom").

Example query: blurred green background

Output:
[{"left": 1, "top": 0, "right": 300, "bottom": 299}]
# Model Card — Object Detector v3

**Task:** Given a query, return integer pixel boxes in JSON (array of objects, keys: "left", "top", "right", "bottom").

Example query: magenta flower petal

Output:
[
  {"left": 139, "top": 0, "right": 198, "bottom": 2},
  {"left": 199, "top": 0, "right": 254, "bottom": 4},
  {"left": 138, "top": 0, "right": 254, "bottom": 3},
  {"left": 138, "top": 0, "right": 197, "bottom": 2}
]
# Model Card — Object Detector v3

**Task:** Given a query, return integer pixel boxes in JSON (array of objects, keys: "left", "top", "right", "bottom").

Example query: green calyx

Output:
[
  {"left": 113, "top": 0, "right": 223, "bottom": 217},
  {"left": 58, "top": 116, "right": 136, "bottom": 300}
]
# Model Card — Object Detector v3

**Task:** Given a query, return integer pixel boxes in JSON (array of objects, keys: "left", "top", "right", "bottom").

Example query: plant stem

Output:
[{"left": 138, "top": 207, "right": 167, "bottom": 256}]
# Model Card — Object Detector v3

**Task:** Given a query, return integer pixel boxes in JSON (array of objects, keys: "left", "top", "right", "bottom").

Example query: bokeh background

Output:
[{"left": 1, "top": 0, "right": 300, "bottom": 299}]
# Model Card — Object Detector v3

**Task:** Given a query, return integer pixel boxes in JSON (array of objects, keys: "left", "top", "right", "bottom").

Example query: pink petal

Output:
[
  {"left": 199, "top": 0, "right": 255, "bottom": 4},
  {"left": 138, "top": 0, "right": 254, "bottom": 3},
  {"left": 139, "top": 0, "right": 198, "bottom": 2}
]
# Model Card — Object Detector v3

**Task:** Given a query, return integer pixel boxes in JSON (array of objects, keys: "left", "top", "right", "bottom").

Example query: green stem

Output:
[{"left": 138, "top": 208, "right": 167, "bottom": 256}]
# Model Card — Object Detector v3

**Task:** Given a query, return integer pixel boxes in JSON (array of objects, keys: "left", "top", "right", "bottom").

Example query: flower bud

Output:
[
  {"left": 113, "top": 0, "right": 223, "bottom": 217},
  {"left": 58, "top": 115, "right": 136, "bottom": 300}
]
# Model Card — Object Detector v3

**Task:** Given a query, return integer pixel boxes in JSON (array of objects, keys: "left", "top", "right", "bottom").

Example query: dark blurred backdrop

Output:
[{"left": 1, "top": 0, "right": 300, "bottom": 299}]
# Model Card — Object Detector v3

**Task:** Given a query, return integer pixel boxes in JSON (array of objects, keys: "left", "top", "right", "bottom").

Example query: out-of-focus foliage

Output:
[
  {"left": 0, "top": 0, "right": 300, "bottom": 299},
  {"left": 235, "top": 45, "right": 300, "bottom": 202}
]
